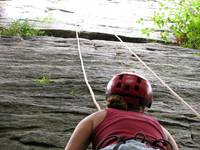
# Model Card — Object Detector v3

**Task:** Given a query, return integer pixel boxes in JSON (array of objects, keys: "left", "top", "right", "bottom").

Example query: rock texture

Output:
[
  {"left": 0, "top": 36, "right": 200, "bottom": 150},
  {"left": 0, "top": 0, "right": 162, "bottom": 40}
]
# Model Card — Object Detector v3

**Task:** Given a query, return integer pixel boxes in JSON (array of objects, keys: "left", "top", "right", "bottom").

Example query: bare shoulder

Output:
[
  {"left": 85, "top": 109, "right": 107, "bottom": 129},
  {"left": 90, "top": 109, "right": 107, "bottom": 118},
  {"left": 161, "top": 126, "right": 179, "bottom": 150},
  {"left": 65, "top": 110, "right": 107, "bottom": 150}
]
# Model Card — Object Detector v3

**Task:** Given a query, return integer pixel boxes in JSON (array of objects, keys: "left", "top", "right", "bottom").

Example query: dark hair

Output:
[
  {"left": 106, "top": 95, "right": 128, "bottom": 110},
  {"left": 106, "top": 95, "right": 144, "bottom": 111}
]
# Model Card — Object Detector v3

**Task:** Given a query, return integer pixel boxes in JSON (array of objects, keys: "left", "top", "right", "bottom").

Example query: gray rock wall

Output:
[{"left": 0, "top": 36, "right": 200, "bottom": 150}]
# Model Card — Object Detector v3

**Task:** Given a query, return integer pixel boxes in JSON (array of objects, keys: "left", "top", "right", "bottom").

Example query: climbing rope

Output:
[
  {"left": 114, "top": 34, "right": 200, "bottom": 119},
  {"left": 74, "top": 24, "right": 199, "bottom": 118},
  {"left": 75, "top": 28, "right": 101, "bottom": 111}
]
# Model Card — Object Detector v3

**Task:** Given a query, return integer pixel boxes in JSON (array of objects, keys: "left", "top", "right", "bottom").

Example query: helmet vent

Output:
[
  {"left": 116, "top": 82, "right": 121, "bottom": 88},
  {"left": 119, "top": 75, "right": 124, "bottom": 80},
  {"left": 137, "top": 77, "right": 142, "bottom": 83},
  {"left": 134, "top": 85, "right": 140, "bottom": 91},
  {"left": 124, "top": 84, "right": 130, "bottom": 91}
]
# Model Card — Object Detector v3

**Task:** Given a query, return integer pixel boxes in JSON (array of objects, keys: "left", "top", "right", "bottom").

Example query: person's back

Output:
[
  {"left": 92, "top": 108, "right": 165, "bottom": 149},
  {"left": 65, "top": 72, "right": 179, "bottom": 150}
]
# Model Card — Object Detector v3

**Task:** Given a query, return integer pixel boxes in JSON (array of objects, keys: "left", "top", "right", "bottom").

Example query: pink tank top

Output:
[{"left": 92, "top": 108, "right": 165, "bottom": 149}]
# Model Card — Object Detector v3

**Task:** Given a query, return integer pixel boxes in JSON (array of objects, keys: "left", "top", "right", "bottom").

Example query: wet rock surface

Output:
[{"left": 0, "top": 36, "right": 200, "bottom": 150}]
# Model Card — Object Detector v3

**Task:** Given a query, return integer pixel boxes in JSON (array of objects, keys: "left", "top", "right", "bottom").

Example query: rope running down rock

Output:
[
  {"left": 75, "top": 28, "right": 101, "bottom": 111},
  {"left": 114, "top": 34, "right": 200, "bottom": 119},
  {"left": 75, "top": 25, "right": 199, "bottom": 118}
]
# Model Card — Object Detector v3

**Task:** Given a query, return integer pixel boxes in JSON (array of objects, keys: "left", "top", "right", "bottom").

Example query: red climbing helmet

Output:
[{"left": 106, "top": 72, "right": 153, "bottom": 108}]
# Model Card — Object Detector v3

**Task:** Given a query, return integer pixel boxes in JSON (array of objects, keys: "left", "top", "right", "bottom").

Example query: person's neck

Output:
[{"left": 128, "top": 107, "right": 145, "bottom": 113}]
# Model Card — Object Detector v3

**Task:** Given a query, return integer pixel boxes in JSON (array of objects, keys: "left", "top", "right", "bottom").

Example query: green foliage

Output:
[
  {"left": 194, "top": 53, "right": 200, "bottom": 57},
  {"left": 41, "top": 15, "right": 54, "bottom": 24},
  {"left": 0, "top": 19, "right": 45, "bottom": 37},
  {"left": 139, "top": 0, "right": 200, "bottom": 49},
  {"left": 69, "top": 89, "right": 78, "bottom": 97},
  {"left": 141, "top": 28, "right": 154, "bottom": 37},
  {"left": 35, "top": 76, "right": 53, "bottom": 85}
]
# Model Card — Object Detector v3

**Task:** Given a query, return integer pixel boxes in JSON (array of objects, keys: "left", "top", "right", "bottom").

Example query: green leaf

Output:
[
  {"left": 35, "top": 76, "right": 53, "bottom": 85},
  {"left": 141, "top": 28, "right": 154, "bottom": 37},
  {"left": 137, "top": 0, "right": 200, "bottom": 49}
]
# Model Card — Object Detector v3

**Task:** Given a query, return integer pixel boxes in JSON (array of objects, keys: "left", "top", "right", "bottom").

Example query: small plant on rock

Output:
[
  {"left": 0, "top": 19, "right": 45, "bottom": 37},
  {"left": 35, "top": 76, "right": 53, "bottom": 85},
  {"left": 69, "top": 88, "right": 78, "bottom": 97}
]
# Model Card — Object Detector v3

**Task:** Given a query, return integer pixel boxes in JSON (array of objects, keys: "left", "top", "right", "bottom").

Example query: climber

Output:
[{"left": 65, "top": 72, "right": 179, "bottom": 150}]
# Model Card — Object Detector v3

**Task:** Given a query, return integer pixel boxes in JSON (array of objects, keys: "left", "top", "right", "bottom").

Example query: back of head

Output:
[{"left": 106, "top": 72, "right": 153, "bottom": 111}]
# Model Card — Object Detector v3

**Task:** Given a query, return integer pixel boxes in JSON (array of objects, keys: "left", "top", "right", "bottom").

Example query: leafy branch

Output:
[{"left": 138, "top": 0, "right": 200, "bottom": 49}]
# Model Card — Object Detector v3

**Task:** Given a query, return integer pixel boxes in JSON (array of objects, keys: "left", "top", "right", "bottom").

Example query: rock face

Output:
[
  {"left": 0, "top": 0, "right": 162, "bottom": 40},
  {"left": 0, "top": 35, "right": 200, "bottom": 150}
]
